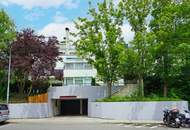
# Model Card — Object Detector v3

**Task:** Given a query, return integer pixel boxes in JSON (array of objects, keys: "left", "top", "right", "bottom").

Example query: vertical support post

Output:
[
  {"left": 7, "top": 46, "right": 11, "bottom": 104},
  {"left": 80, "top": 99, "right": 83, "bottom": 115}
]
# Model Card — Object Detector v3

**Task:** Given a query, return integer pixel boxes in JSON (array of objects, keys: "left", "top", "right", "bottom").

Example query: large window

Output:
[
  {"left": 65, "top": 77, "right": 92, "bottom": 86},
  {"left": 65, "top": 63, "right": 92, "bottom": 70},
  {"left": 65, "top": 63, "right": 74, "bottom": 69},
  {"left": 75, "top": 63, "right": 83, "bottom": 69},
  {"left": 83, "top": 77, "right": 92, "bottom": 85},
  {"left": 66, "top": 77, "right": 74, "bottom": 85},
  {"left": 75, "top": 77, "right": 83, "bottom": 85}
]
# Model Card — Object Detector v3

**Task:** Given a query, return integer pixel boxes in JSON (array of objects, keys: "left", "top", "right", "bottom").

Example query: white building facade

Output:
[{"left": 55, "top": 28, "right": 97, "bottom": 86}]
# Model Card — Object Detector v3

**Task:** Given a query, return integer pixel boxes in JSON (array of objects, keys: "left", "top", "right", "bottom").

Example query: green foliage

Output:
[
  {"left": 119, "top": 47, "right": 138, "bottom": 83},
  {"left": 169, "top": 65, "right": 190, "bottom": 103},
  {"left": 0, "top": 70, "right": 7, "bottom": 100},
  {"left": 97, "top": 95, "right": 181, "bottom": 102},
  {"left": 0, "top": 9, "right": 15, "bottom": 100},
  {"left": 30, "top": 79, "right": 49, "bottom": 95},
  {"left": 144, "top": 75, "right": 163, "bottom": 96},
  {"left": 0, "top": 0, "right": 189, "bottom": 103},
  {"left": 0, "top": 9, "right": 16, "bottom": 45},
  {"left": 144, "top": 64, "right": 190, "bottom": 103},
  {"left": 74, "top": 0, "right": 125, "bottom": 97},
  {"left": 0, "top": 9, "right": 16, "bottom": 69},
  {"left": 150, "top": 0, "right": 190, "bottom": 97},
  {"left": 120, "top": 0, "right": 153, "bottom": 97}
]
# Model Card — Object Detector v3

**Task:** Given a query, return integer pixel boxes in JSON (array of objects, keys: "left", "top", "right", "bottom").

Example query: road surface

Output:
[{"left": 0, "top": 117, "right": 189, "bottom": 130}]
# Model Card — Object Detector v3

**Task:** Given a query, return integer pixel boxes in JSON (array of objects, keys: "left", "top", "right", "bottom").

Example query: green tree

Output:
[
  {"left": 0, "top": 9, "right": 15, "bottom": 69},
  {"left": 0, "top": 9, "right": 15, "bottom": 99},
  {"left": 119, "top": 47, "right": 138, "bottom": 85},
  {"left": 150, "top": 0, "right": 190, "bottom": 97},
  {"left": 120, "top": 0, "right": 152, "bottom": 97},
  {"left": 74, "top": 0, "right": 125, "bottom": 97}
]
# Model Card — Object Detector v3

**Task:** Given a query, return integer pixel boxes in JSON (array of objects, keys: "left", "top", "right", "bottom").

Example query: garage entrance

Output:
[{"left": 60, "top": 99, "right": 88, "bottom": 116}]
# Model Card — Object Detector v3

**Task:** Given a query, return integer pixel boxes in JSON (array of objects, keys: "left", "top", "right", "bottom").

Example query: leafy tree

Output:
[
  {"left": 119, "top": 47, "right": 138, "bottom": 84},
  {"left": 11, "top": 29, "right": 60, "bottom": 95},
  {"left": 150, "top": 0, "right": 190, "bottom": 97},
  {"left": 0, "top": 9, "right": 15, "bottom": 49},
  {"left": 120, "top": 0, "right": 152, "bottom": 97},
  {"left": 172, "top": 0, "right": 190, "bottom": 67},
  {"left": 74, "top": 0, "right": 125, "bottom": 97},
  {"left": 0, "top": 9, "right": 15, "bottom": 99},
  {"left": 0, "top": 9, "right": 15, "bottom": 70}
]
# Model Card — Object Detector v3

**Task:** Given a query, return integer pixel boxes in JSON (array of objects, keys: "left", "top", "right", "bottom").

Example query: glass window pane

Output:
[
  {"left": 75, "top": 77, "right": 83, "bottom": 85},
  {"left": 65, "top": 63, "right": 74, "bottom": 69},
  {"left": 84, "top": 77, "right": 92, "bottom": 85},
  {"left": 66, "top": 77, "right": 73, "bottom": 85},
  {"left": 75, "top": 63, "right": 84, "bottom": 69}
]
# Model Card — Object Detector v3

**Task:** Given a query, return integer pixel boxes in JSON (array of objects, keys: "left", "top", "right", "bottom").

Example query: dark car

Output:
[{"left": 0, "top": 104, "right": 9, "bottom": 123}]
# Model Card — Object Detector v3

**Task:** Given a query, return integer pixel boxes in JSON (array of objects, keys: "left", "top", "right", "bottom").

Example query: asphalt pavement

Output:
[{"left": 0, "top": 116, "right": 189, "bottom": 130}]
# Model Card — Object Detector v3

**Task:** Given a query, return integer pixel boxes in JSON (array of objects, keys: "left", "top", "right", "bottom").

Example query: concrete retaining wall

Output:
[
  {"left": 9, "top": 103, "right": 49, "bottom": 119},
  {"left": 88, "top": 101, "right": 189, "bottom": 121},
  {"left": 48, "top": 86, "right": 107, "bottom": 101}
]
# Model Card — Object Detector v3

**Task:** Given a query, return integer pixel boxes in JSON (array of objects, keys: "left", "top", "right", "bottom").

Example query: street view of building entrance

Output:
[{"left": 0, "top": 0, "right": 190, "bottom": 130}]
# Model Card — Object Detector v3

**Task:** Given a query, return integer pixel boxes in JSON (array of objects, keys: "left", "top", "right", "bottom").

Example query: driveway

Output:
[{"left": 0, "top": 116, "right": 189, "bottom": 130}]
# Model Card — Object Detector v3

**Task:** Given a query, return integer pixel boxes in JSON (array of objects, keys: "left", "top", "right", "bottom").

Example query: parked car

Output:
[{"left": 0, "top": 104, "right": 9, "bottom": 123}]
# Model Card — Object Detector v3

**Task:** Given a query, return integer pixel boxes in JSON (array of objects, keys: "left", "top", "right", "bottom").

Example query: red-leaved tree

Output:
[{"left": 11, "top": 29, "right": 60, "bottom": 94}]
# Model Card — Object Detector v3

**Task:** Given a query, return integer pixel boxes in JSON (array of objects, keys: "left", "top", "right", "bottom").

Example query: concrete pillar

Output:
[{"left": 80, "top": 99, "right": 83, "bottom": 115}]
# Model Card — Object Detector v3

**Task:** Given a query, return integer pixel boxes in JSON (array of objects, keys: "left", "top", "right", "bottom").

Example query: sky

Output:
[{"left": 0, "top": 0, "right": 134, "bottom": 42}]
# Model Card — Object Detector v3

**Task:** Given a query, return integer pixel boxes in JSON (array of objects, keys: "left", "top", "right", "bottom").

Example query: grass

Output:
[{"left": 96, "top": 96, "right": 181, "bottom": 102}]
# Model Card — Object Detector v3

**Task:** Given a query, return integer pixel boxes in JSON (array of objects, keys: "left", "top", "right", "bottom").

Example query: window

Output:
[
  {"left": 66, "top": 77, "right": 74, "bottom": 85},
  {"left": 65, "top": 63, "right": 74, "bottom": 69},
  {"left": 0, "top": 105, "right": 8, "bottom": 110},
  {"left": 75, "top": 77, "right": 83, "bottom": 85},
  {"left": 84, "top": 77, "right": 92, "bottom": 85},
  {"left": 65, "top": 77, "right": 92, "bottom": 86},
  {"left": 66, "top": 57, "right": 82, "bottom": 61},
  {"left": 65, "top": 62, "right": 92, "bottom": 70},
  {"left": 75, "top": 63, "right": 84, "bottom": 69}
]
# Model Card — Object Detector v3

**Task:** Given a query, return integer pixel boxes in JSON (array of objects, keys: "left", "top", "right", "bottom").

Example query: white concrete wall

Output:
[
  {"left": 49, "top": 86, "right": 107, "bottom": 101},
  {"left": 47, "top": 86, "right": 107, "bottom": 117},
  {"left": 9, "top": 103, "right": 49, "bottom": 119},
  {"left": 88, "top": 101, "right": 189, "bottom": 121}
]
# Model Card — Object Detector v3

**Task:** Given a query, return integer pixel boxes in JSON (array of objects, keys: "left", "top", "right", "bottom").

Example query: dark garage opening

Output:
[{"left": 60, "top": 99, "right": 88, "bottom": 116}]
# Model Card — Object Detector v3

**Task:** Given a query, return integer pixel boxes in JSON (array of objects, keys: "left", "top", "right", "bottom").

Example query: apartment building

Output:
[
  {"left": 49, "top": 28, "right": 106, "bottom": 117},
  {"left": 55, "top": 27, "right": 97, "bottom": 86}
]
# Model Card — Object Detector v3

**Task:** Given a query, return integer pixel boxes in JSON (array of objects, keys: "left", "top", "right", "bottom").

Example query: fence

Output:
[{"left": 28, "top": 93, "right": 48, "bottom": 103}]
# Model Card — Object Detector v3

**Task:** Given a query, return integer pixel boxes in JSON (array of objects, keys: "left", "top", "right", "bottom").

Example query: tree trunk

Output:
[
  {"left": 163, "top": 80, "right": 168, "bottom": 97},
  {"left": 107, "top": 81, "right": 112, "bottom": 98},
  {"left": 19, "top": 81, "right": 25, "bottom": 95},
  {"left": 138, "top": 75, "right": 144, "bottom": 97},
  {"left": 18, "top": 78, "right": 25, "bottom": 95}
]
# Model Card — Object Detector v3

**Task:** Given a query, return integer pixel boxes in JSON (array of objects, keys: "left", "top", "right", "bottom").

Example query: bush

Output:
[
  {"left": 29, "top": 79, "right": 49, "bottom": 96},
  {"left": 96, "top": 95, "right": 181, "bottom": 102}
]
